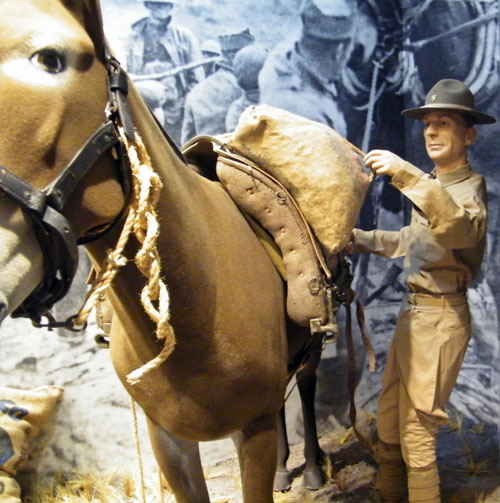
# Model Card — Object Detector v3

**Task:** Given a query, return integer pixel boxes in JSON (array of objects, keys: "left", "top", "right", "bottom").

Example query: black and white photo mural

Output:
[
  {"left": 1, "top": 0, "right": 499, "bottom": 497},
  {"left": 100, "top": 0, "right": 500, "bottom": 430}
]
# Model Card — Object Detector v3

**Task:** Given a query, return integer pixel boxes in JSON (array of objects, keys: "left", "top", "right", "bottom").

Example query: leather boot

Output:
[{"left": 407, "top": 463, "right": 440, "bottom": 503}]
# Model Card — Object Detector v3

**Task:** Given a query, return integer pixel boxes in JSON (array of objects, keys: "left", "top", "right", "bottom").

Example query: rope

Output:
[
  {"left": 121, "top": 130, "right": 176, "bottom": 384},
  {"left": 71, "top": 126, "right": 176, "bottom": 385},
  {"left": 130, "top": 396, "right": 147, "bottom": 503},
  {"left": 131, "top": 399, "right": 168, "bottom": 503}
]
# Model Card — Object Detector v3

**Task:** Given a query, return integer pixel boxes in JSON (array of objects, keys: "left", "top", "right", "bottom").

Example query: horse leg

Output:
[
  {"left": 231, "top": 414, "right": 278, "bottom": 503},
  {"left": 273, "top": 406, "right": 292, "bottom": 491},
  {"left": 145, "top": 416, "right": 210, "bottom": 503},
  {"left": 296, "top": 337, "right": 325, "bottom": 489}
]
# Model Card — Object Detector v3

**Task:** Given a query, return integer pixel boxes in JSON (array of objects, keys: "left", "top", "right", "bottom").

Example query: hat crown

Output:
[
  {"left": 300, "top": 0, "right": 354, "bottom": 40},
  {"left": 401, "top": 78, "right": 496, "bottom": 124},
  {"left": 425, "top": 79, "right": 475, "bottom": 110}
]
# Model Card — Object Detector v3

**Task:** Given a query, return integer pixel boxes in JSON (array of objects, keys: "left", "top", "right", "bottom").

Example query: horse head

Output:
[{"left": 0, "top": 0, "right": 127, "bottom": 321}]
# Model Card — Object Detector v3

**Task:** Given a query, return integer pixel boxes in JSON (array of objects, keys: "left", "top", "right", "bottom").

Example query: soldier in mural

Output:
[
  {"left": 126, "top": 0, "right": 204, "bottom": 144},
  {"left": 258, "top": 0, "right": 356, "bottom": 137},
  {"left": 180, "top": 28, "right": 254, "bottom": 144},
  {"left": 225, "top": 44, "right": 268, "bottom": 131},
  {"left": 200, "top": 39, "right": 221, "bottom": 78},
  {"left": 347, "top": 79, "right": 496, "bottom": 503}
]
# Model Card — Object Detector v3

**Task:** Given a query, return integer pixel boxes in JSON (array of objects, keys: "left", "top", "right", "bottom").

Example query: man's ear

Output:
[{"left": 465, "top": 125, "right": 477, "bottom": 146}]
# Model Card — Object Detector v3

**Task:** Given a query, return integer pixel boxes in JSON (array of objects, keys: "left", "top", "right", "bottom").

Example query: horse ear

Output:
[
  {"left": 82, "top": 0, "right": 106, "bottom": 61},
  {"left": 63, "top": 0, "right": 106, "bottom": 60}
]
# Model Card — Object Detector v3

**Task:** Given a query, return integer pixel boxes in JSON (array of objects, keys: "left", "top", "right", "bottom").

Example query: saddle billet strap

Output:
[{"left": 344, "top": 294, "right": 376, "bottom": 455}]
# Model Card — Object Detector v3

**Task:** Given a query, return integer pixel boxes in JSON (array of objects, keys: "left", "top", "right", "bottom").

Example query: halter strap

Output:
[
  {"left": 2, "top": 50, "right": 133, "bottom": 323},
  {"left": 46, "top": 122, "right": 119, "bottom": 211}
]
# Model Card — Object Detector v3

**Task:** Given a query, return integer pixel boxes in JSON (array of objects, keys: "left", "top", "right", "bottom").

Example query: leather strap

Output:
[
  {"left": 0, "top": 165, "right": 46, "bottom": 213},
  {"left": 344, "top": 294, "right": 375, "bottom": 454},
  {"left": 2, "top": 48, "right": 134, "bottom": 324},
  {"left": 46, "top": 122, "right": 120, "bottom": 211}
]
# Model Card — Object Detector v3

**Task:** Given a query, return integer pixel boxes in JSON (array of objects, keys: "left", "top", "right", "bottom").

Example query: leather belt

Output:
[{"left": 407, "top": 291, "right": 467, "bottom": 307}]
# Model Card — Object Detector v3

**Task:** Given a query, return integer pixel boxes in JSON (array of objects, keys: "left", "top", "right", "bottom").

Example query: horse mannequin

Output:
[{"left": 0, "top": 0, "right": 328, "bottom": 500}]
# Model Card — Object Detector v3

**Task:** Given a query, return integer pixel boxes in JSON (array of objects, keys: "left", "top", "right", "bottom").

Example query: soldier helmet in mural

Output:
[
  {"left": 219, "top": 28, "right": 255, "bottom": 54},
  {"left": 402, "top": 79, "right": 497, "bottom": 125},
  {"left": 300, "top": 0, "right": 355, "bottom": 40},
  {"left": 233, "top": 45, "right": 268, "bottom": 90}
]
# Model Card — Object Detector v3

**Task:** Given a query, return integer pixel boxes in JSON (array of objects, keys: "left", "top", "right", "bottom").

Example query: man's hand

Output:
[
  {"left": 341, "top": 231, "right": 356, "bottom": 254},
  {"left": 364, "top": 150, "right": 406, "bottom": 178}
]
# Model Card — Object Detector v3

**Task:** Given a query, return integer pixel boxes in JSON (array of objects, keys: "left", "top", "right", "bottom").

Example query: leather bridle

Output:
[{"left": 0, "top": 50, "right": 134, "bottom": 324}]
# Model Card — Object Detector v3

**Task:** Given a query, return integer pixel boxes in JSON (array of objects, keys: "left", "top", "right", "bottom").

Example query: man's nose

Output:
[{"left": 425, "top": 124, "right": 437, "bottom": 136}]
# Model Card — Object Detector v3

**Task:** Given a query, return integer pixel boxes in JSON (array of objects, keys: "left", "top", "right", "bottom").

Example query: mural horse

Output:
[{"left": 0, "top": 0, "right": 369, "bottom": 500}]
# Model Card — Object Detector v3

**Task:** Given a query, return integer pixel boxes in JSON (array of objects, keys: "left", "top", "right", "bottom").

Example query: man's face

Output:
[
  {"left": 144, "top": 2, "right": 174, "bottom": 20},
  {"left": 422, "top": 111, "right": 476, "bottom": 169}
]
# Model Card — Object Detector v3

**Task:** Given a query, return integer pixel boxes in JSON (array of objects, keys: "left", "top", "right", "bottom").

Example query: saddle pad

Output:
[
  {"left": 215, "top": 154, "right": 334, "bottom": 326},
  {"left": 182, "top": 135, "right": 336, "bottom": 327},
  {"left": 226, "top": 104, "right": 370, "bottom": 255}
]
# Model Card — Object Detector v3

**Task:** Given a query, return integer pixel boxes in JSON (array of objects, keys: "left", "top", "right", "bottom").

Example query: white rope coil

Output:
[{"left": 74, "top": 126, "right": 176, "bottom": 385}]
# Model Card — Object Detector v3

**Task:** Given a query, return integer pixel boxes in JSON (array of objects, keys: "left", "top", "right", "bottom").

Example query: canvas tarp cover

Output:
[{"left": 226, "top": 104, "right": 370, "bottom": 255}]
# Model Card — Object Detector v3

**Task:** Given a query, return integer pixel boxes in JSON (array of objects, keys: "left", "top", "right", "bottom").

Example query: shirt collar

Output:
[{"left": 434, "top": 162, "right": 472, "bottom": 187}]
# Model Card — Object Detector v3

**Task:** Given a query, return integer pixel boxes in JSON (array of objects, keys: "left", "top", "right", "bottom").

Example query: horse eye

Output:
[{"left": 30, "top": 49, "right": 66, "bottom": 74}]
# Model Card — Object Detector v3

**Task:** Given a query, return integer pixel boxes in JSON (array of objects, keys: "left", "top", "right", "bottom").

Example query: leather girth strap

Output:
[{"left": 344, "top": 295, "right": 375, "bottom": 454}]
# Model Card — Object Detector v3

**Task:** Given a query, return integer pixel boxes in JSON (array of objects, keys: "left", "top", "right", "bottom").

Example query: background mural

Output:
[{"left": 1, "top": 0, "right": 499, "bottom": 491}]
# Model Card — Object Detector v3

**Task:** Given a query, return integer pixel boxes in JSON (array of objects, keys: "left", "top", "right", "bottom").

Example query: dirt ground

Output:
[
  {"left": 198, "top": 417, "right": 500, "bottom": 503},
  {"left": 25, "top": 416, "right": 499, "bottom": 503}
]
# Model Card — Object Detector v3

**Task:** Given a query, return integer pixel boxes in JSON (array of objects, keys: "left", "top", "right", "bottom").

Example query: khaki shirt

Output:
[{"left": 352, "top": 162, "right": 487, "bottom": 294}]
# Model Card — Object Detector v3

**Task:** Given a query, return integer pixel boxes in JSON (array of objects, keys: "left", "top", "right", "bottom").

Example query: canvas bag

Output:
[
  {"left": 0, "top": 386, "right": 63, "bottom": 502},
  {"left": 225, "top": 104, "right": 370, "bottom": 255}
]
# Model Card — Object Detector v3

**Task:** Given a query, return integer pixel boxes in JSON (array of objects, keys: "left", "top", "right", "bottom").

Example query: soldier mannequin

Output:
[{"left": 346, "top": 79, "right": 496, "bottom": 503}]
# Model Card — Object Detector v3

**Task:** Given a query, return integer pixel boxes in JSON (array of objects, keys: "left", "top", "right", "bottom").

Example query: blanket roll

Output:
[{"left": 227, "top": 105, "right": 370, "bottom": 255}]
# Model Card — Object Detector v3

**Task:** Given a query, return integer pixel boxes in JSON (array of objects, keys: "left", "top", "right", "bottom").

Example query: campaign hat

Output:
[{"left": 402, "top": 79, "right": 496, "bottom": 124}]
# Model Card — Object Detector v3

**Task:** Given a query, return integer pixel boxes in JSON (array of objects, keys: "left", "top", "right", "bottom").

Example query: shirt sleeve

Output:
[
  {"left": 390, "top": 162, "right": 487, "bottom": 249},
  {"left": 351, "top": 227, "right": 410, "bottom": 258}
]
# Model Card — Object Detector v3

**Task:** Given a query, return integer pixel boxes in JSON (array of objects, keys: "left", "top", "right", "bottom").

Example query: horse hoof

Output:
[
  {"left": 302, "top": 467, "right": 325, "bottom": 490},
  {"left": 273, "top": 469, "right": 292, "bottom": 492}
]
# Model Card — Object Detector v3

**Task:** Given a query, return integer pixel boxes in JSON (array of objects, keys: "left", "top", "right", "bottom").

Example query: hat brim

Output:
[{"left": 401, "top": 104, "right": 496, "bottom": 125}]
